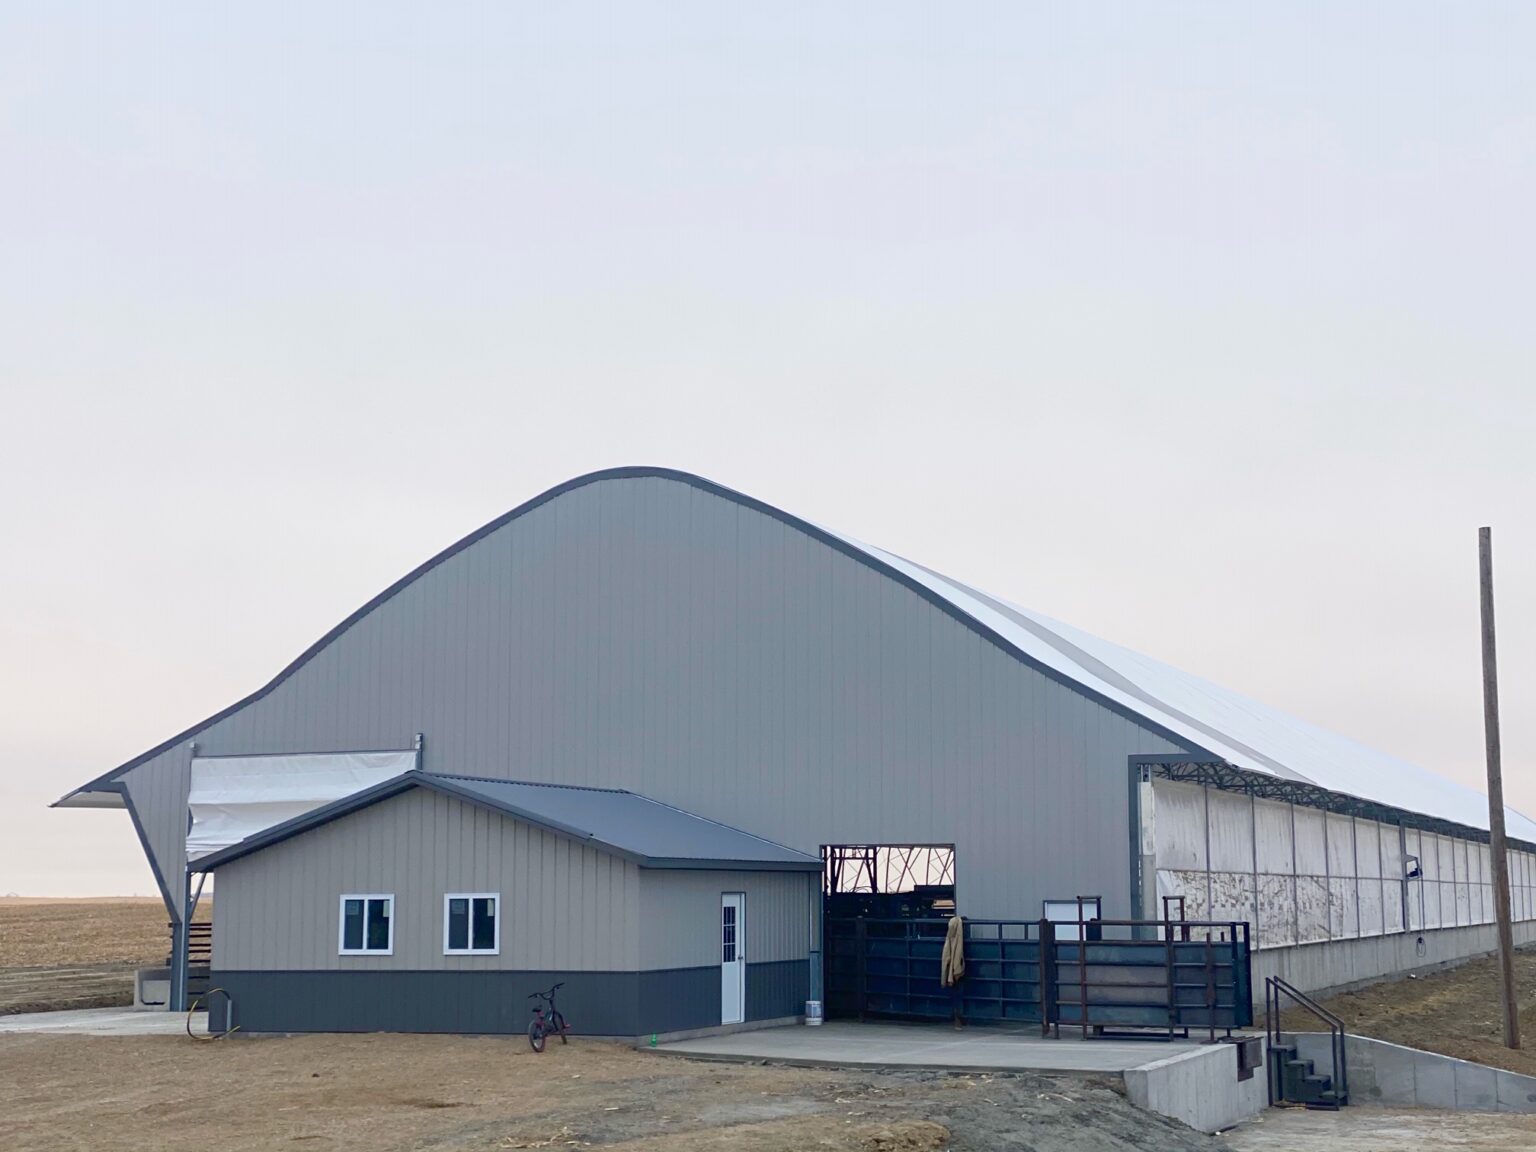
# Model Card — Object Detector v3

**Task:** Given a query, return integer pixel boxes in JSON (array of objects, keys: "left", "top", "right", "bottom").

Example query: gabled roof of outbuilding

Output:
[{"left": 190, "top": 769, "right": 823, "bottom": 872}]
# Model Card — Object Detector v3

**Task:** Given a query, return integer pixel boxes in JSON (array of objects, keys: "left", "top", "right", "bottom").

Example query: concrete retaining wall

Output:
[
  {"left": 1252, "top": 923, "right": 1536, "bottom": 1005},
  {"left": 1291, "top": 1032, "right": 1536, "bottom": 1113},
  {"left": 135, "top": 967, "right": 209, "bottom": 1010},
  {"left": 1124, "top": 1043, "right": 1268, "bottom": 1134},
  {"left": 134, "top": 967, "right": 169, "bottom": 1009}
]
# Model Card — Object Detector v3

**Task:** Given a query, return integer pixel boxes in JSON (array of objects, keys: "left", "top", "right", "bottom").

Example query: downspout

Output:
[
  {"left": 808, "top": 871, "right": 823, "bottom": 1009},
  {"left": 1129, "top": 762, "right": 1158, "bottom": 929}
]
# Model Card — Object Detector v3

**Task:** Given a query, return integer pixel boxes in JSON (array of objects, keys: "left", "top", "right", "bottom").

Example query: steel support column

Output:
[{"left": 169, "top": 868, "right": 190, "bottom": 1012}]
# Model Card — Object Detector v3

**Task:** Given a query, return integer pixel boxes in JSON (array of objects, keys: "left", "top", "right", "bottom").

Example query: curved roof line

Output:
[{"left": 62, "top": 466, "right": 1207, "bottom": 800}]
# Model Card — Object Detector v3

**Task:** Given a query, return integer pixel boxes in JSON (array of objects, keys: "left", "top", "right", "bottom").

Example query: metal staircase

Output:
[{"left": 1264, "top": 976, "right": 1349, "bottom": 1110}]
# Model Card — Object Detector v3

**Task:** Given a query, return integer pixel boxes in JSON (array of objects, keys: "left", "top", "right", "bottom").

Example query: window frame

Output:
[
  {"left": 338, "top": 893, "right": 395, "bottom": 956},
  {"left": 442, "top": 892, "right": 501, "bottom": 956}
]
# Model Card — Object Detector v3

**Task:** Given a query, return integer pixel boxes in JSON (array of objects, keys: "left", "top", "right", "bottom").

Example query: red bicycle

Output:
[{"left": 527, "top": 982, "right": 570, "bottom": 1052}]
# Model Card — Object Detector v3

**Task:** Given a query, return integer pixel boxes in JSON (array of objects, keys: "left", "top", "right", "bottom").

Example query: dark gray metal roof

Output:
[{"left": 193, "top": 770, "right": 822, "bottom": 873}]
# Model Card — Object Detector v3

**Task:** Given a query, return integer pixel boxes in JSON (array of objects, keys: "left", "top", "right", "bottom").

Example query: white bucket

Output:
[{"left": 805, "top": 1000, "right": 823, "bottom": 1026}]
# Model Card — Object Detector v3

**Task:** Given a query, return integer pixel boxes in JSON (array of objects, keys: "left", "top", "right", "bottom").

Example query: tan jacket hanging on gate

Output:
[{"left": 941, "top": 914, "right": 965, "bottom": 987}]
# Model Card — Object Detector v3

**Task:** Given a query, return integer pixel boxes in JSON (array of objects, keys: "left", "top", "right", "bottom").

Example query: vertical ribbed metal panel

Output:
[
  {"left": 120, "top": 744, "right": 192, "bottom": 918},
  {"left": 638, "top": 870, "right": 815, "bottom": 971},
  {"left": 116, "top": 475, "right": 1186, "bottom": 923},
  {"left": 212, "top": 787, "right": 640, "bottom": 972}
]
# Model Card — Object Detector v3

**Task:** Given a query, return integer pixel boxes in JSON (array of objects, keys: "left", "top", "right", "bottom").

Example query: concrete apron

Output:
[
  {"left": 1290, "top": 1032, "right": 1536, "bottom": 1114},
  {"left": 0, "top": 1007, "right": 204, "bottom": 1036},
  {"left": 655, "top": 1021, "right": 1267, "bottom": 1134}
]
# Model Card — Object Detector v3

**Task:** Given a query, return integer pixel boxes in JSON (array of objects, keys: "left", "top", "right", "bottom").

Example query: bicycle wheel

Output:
[
  {"left": 528, "top": 1017, "right": 546, "bottom": 1053},
  {"left": 552, "top": 1011, "right": 569, "bottom": 1044}
]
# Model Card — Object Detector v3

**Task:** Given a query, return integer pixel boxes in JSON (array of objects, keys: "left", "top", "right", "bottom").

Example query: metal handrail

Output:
[{"left": 1265, "top": 975, "right": 1348, "bottom": 1107}]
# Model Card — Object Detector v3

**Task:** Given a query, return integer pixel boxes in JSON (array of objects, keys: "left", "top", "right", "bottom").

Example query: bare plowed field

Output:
[{"left": 0, "top": 898, "right": 209, "bottom": 1014}]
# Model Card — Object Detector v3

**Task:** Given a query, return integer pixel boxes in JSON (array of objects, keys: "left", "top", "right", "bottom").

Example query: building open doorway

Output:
[{"left": 820, "top": 844, "right": 956, "bottom": 1019}]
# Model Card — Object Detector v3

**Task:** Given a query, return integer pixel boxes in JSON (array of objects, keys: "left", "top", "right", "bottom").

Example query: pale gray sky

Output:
[{"left": 3, "top": 4, "right": 1534, "bottom": 896}]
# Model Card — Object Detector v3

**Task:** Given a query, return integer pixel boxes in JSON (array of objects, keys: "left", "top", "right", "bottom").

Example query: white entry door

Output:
[{"left": 720, "top": 893, "right": 745, "bottom": 1025}]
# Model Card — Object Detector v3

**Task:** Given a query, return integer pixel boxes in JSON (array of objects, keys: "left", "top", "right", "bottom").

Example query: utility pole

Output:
[{"left": 1480, "top": 526, "right": 1521, "bottom": 1050}]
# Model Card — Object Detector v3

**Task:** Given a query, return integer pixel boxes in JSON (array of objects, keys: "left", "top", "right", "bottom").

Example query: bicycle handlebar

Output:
[{"left": 527, "top": 982, "right": 565, "bottom": 999}]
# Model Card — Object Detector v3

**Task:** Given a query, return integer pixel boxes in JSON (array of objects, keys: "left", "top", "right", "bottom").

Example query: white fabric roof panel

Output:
[
  {"left": 188, "top": 750, "right": 417, "bottom": 860},
  {"left": 821, "top": 529, "right": 1536, "bottom": 845}
]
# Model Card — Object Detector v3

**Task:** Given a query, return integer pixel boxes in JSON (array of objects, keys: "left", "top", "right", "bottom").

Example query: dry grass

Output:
[{"left": 1279, "top": 948, "right": 1536, "bottom": 1077}]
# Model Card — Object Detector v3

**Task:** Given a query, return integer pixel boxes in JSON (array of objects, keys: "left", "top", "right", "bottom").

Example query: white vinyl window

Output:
[
  {"left": 339, "top": 894, "right": 394, "bottom": 955},
  {"left": 443, "top": 893, "right": 500, "bottom": 955}
]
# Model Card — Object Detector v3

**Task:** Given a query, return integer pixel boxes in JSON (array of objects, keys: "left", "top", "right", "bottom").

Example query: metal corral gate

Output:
[{"left": 824, "top": 916, "right": 1253, "bottom": 1039}]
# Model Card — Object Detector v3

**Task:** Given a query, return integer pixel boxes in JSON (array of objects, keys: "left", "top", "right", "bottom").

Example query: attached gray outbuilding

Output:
[{"left": 196, "top": 770, "right": 820, "bottom": 1038}]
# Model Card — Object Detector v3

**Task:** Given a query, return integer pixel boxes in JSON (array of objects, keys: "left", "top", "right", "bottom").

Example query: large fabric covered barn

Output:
[{"left": 57, "top": 467, "right": 1536, "bottom": 1035}]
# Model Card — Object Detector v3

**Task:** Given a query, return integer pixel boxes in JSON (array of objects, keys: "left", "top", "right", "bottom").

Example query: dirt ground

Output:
[
  {"left": 0, "top": 1032, "right": 1225, "bottom": 1152},
  {"left": 1227, "top": 1106, "right": 1536, "bottom": 1151},
  {"left": 1279, "top": 948, "right": 1536, "bottom": 1077},
  {"left": 0, "top": 898, "right": 211, "bottom": 1014}
]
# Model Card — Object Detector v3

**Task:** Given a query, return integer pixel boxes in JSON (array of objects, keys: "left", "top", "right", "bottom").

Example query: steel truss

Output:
[
  {"left": 1138, "top": 757, "right": 1536, "bottom": 854},
  {"left": 823, "top": 844, "right": 956, "bottom": 895}
]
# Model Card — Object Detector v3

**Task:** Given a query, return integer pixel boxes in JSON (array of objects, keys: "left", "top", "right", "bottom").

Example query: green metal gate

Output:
[{"left": 824, "top": 915, "right": 1252, "bottom": 1038}]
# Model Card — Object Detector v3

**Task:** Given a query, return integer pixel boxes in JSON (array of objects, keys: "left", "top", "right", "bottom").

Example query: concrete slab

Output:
[
  {"left": 659, "top": 1022, "right": 1267, "bottom": 1133},
  {"left": 657, "top": 1020, "right": 1206, "bottom": 1075},
  {"left": 1228, "top": 1105, "right": 1536, "bottom": 1151},
  {"left": 0, "top": 1007, "right": 204, "bottom": 1036}
]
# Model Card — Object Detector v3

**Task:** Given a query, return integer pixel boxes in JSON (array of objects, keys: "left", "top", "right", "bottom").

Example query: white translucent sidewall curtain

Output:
[
  {"left": 1148, "top": 779, "right": 1536, "bottom": 950},
  {"left": 187, "top": 751, "right": 418, "bottom": 860}
]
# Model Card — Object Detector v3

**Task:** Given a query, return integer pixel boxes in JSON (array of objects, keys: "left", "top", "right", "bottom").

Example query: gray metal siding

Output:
[
  {"left": 212, "top": 965, "right": 789, "bottom": 1036},
  {"left": 639, "top": 869, "right": 816, "bottom": 971},
  {"left": 746, "top": 959, "right": 810, "bottom": 1022},
  {"left": 635, "top": 967, "right": 719, "bottom": 1034},
  {"left": 115, "top": 475, "right": 1186, "bottom": 921},
  {"left": 214, "top": 969, "right": 649, "bottom": 1036},
  {"left": 120, "top": 745, "right": 192, "bottom": 920},
  {"left": 212, "top": 787, "right": 641, "bottom": 971}
]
